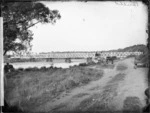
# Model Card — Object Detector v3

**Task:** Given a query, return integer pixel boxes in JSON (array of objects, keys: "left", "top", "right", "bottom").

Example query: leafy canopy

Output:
[{"left": 2, "top": 2, "right": 61, "bottom": 55}]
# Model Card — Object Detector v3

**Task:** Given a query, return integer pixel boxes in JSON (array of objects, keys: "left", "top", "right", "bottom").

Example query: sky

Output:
[{"left": 30, "top": 1, "right": 148, "bottom": 53}]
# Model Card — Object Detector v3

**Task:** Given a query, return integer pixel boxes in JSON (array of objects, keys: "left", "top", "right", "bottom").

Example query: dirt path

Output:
[
  {"left": 114, "top": 58, "right": 148, "bottom": 112},
  {"left": 35, "top": 58, "right": 148, "bottom": 112}
]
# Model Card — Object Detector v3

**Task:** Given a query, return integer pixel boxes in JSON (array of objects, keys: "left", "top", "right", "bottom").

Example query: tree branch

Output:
[
  {"left": 3, "top": 50, "right": 8, "bottom": 56},
  {"left": 26, "top": 20, "right": 41, "bottom": 29}
]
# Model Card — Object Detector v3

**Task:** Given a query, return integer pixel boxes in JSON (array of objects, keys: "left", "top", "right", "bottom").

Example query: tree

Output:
[{"left": 1, "top": 1, "right": 61, "bottom": 55}]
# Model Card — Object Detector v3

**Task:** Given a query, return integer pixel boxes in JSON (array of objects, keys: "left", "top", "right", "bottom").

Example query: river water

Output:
[{"left": 10, "top": 59, "right": 87, "bottom": 69}]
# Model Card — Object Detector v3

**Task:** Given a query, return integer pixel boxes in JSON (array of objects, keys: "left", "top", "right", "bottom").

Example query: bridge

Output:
[{"left": 10, "top": 51, "right": 143, "bottom": 63}]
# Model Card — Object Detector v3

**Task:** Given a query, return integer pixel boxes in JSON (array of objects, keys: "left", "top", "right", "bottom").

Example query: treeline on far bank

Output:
[
  {"left": 4, "top": 58, "right": 51, "bottom": 63},
  {"left": 4, "top": 58, "right": 84, "bottom": 63}
]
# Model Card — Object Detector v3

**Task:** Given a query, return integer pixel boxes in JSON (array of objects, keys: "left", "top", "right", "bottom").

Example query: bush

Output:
[
  {"left": 24, "top": 67, "right": 33, "bottom": 71},
  {"left": 40, "top": 66, "right": 47, "bottom": 71},
  {"left": 65, "top": 80, "right": 78, "bottom": 90},
  {"left": 17, "top": 68, "right": 24, "bottom": 71},
  {"left": 24, "top": 67, "right": 39, "bottom": 71},
  {"left": 73, "top": 65, "right": 77, "bottom": 67},
  {"left": 48, "top": 66, "right": 54, "bottom": 69},
  {"left": 79, "top": 63, "right": 87, "bottom": 66},
  {"left": 81, "top": 77, "right": 90, "bottom": 84},
  {"left": 5, "top": 70, "right": 21, "bottom": 79},
  {"left": 32, "top": 67, "right": 39, "bottom": 71}
]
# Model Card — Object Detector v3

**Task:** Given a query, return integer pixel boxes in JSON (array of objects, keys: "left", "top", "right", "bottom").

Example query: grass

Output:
[
  {"left": 73, "top": 93, "right": 89, "bottom": 98},
  {"left": 101, "top": 64, "right": 115, "bottom": 69},
  {"left": 116, "top": 63, "right": 128, "bottom": 71},
  {"left": 74, "top": 72, "right": 126, "bottom": 112},
  {"left": 5, "top": 66, "right": 104, "bottom": 112},
  {"left": 109, "top": 73, "right": 126, "bottom": 84},
  {"left": 123, "top": 96, "right": 142, "bottom": 113}
]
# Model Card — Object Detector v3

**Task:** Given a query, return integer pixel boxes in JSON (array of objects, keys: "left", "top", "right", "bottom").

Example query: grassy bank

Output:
[
  {"left": 116, "top": 63, "right": 128, "bottom": 71},
  {"left": 5, "top": 66, "right": 104, "bottom": 112}
]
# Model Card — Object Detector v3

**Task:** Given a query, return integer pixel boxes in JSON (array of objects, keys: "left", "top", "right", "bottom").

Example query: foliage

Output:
[
  {"left": 108, "top": 44, "right": 148, "bottom": 53},
  {"left": 1, "top": 2, "right": 61, "bottom": 55},
  {"left": 79, "top": 63, "right": 88, "bottom": 66}
]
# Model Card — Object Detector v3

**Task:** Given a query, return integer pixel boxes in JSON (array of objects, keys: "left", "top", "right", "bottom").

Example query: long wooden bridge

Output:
[{"left": 11, "top": 51, "right": 143, "bottom": 61}]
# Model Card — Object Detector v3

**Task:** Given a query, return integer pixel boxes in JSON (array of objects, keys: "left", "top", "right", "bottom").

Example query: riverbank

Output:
[
  {"left": 4, "top": 65, "right": 104, "bottom": 112},
  {"left": 4, "top": 58, "right": 148, "bottom": 113}
]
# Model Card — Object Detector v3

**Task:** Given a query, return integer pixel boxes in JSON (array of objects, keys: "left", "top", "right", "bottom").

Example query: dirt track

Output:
[{"left": 34, "top": 58, "right": 148, "bottom": 112}]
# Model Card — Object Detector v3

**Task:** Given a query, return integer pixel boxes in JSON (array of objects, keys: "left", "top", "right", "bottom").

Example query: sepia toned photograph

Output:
[{"left": 0, "top": 0, "right": 150, "bottom": 113}]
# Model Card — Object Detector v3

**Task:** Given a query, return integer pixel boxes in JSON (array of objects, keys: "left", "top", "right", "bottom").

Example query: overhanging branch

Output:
[{"left": 26, "top": 20, "right": 41, "bottom": 29}]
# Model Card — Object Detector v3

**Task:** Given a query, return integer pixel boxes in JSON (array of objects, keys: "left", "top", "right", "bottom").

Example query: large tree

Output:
[{"left": 1, "top": 1, "right": 61, "bottom": 55}]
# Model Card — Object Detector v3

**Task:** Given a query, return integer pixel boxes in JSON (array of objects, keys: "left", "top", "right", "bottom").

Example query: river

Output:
[{"left": 10, "top": 59, "right": 87, "bottom": 69}]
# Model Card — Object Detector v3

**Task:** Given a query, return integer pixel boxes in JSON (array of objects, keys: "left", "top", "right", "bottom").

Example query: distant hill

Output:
[
  {"left": 108, "top": 44, "right": 149, "bottom": 65},
  {"left": 105, "top": 44, "right": 149, "bottom": 65},
  {"left": 108, "top": 44, "right": 148, "bottom": 53}
]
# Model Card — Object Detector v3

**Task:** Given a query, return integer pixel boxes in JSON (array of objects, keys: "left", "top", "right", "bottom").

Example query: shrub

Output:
[
  {"left": 65, "top": 80, "right": 78, "bottom": 90},
  {"left": 81, "top": 77, "right": 90, "bottom": 84},
  {"left": 40, "top": 66, "right": 47, "bottom": 71},
  {"left": 79, "top": 63, "right": 87, "bottom": 66},
  {"left": 73, "top": 65, "right": 77, "bottom": 67},
  {"left": 48, "top": 66, "right": 54, "bottom": 69},
  {"left": 32, "top": 67, "right": 39, "bottom": 71},
  {"left": 24, "top": 67, "right": 33, "bottom": 71},
  {"left": 17, "top": 68, "right": 24, "bottom": 71}
]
